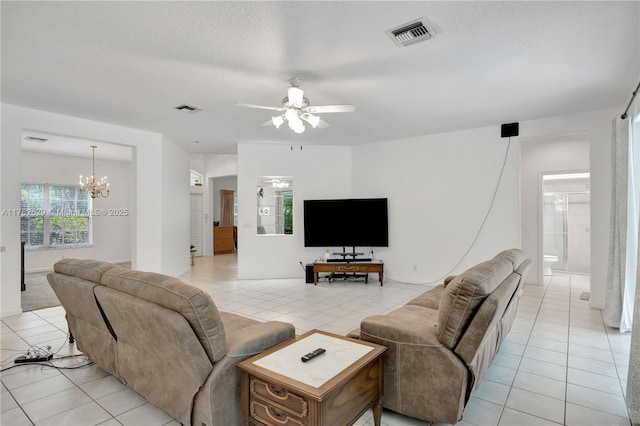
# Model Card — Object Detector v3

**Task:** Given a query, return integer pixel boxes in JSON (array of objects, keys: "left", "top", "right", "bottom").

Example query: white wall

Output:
[
  {"left": 237, "top": 144, "right": 351, "bottom": 279},
  {"left": 352, "top": 125, "right": 521, "bottom": 284},
  {"left": 520, "top": 133, "right": 589, "bottom": 284},
  {"left": 205, "top": 154, "right": 238, "bottom": 178},
  {"left": 350, "top": 107, "right": 614, "bottom": 309},
  {"left": 161, "top": 136, "right": 191, "bottom": 276},
  {"left": 21, "top": 151, "right": 132, "bottom": 272},
  {"left": 1, "top": 104, "right": 190, "bottom": 317}
]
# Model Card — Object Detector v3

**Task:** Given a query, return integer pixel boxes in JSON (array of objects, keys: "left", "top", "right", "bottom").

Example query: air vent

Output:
[
  {"left": 24, "top": 136, "right": 48, "bottom": 142},
  {"left": 174, "top": 104, "right": 201, "bottom": 112},
  {"left": 386, "top": 18, "right": 435, "bottom": 47}
]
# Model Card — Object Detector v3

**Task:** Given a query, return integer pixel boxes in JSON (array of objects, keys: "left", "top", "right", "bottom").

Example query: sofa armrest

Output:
[
  {"left": 361, "top": 310, "right": 441, "bottom": 346},
  {"left": 359, "top": 306, "right": 468, "bottom": 424},
  {"left": 226, "top": 321, "right": 295, "bottom": 358}
]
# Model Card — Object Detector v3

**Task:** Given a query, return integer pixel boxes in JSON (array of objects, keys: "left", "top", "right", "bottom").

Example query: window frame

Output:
[{"left": 21, "top": 183, "right": 93, "bottom": 250}]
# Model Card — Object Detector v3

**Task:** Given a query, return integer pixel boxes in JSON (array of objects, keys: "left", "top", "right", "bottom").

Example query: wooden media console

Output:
[{"left": 313, "top": 260, "right": 384, "bottom": 286}]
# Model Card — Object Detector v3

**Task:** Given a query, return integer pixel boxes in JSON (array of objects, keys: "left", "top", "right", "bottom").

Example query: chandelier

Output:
[
  {"left": 271, "top": 178, "right": 290, "bottom": 188},
  {"left": 79, "top": 145, "right": 110, "bottom": 199}
]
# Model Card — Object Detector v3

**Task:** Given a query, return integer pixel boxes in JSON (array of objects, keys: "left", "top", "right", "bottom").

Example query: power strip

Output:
[{"left": 15, "top": 353, "right": 53, "bottom": 363}]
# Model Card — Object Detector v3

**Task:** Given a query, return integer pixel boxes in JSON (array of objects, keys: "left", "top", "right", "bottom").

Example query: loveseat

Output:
[
  {"left": 47, "top": 259, "right": 295, "bottom": 426},
  {"left": 352, "top": 249, "right": 531, "bottom": 424}
]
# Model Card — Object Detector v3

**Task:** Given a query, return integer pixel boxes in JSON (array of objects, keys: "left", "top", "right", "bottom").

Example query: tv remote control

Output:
[{"left": 301, "top": 348, "right": 326, "bottom": 363}]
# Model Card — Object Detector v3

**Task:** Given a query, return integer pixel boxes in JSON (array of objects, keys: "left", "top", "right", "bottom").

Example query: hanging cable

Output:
[
  {"left": 621, "top": 80, "right": 640, "bottom": 119},
  {"left": 404, "top": 136, "right": 513, "bottom": 285}
]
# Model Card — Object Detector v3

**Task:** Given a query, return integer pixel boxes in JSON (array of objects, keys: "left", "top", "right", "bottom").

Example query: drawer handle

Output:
[
  {"left": 267, "top": 406, "right": 289, "bottom": 424},
  {"left": 339, "top": 265, "right": 358, "bottom": 271},
  {"left": 267, "top": 383, "right": 289, "bottom": 399}
]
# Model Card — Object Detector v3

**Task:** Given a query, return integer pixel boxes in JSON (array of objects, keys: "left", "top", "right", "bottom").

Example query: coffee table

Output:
[{"left": 237, "top": 329, "right": 387, "bottom": 426}]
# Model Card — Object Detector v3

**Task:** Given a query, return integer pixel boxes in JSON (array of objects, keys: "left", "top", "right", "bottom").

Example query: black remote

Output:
[{"left": 301, "top": 348, "right": 326, "bottom": 363}]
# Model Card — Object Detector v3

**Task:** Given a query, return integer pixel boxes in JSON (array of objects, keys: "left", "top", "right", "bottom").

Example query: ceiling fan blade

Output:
[
  {"left": 305, "top": 104, "right": 356, "bottom": 114},
  {"left": 261, "top": 120, "right": 274, "bottom": 127},
  {"left": 316, "top": 118, "right": 330, "bottom": 129},
  {"left": 236, "top": 103, "right": 284, "bottom": 112}
]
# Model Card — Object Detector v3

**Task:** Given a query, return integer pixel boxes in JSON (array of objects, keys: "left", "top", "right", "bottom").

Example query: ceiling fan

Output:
[{"left": 236, "top": 78, "right": 356, "bottom": 134}]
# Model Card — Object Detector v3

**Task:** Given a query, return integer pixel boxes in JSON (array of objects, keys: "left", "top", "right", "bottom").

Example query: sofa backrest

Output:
[
  {"left": 436, "top": 256, "right": 513, "bottom": 349},
  {"left": 48, "top": 259, "right": 121, "bottom": 377},
  {"left": 100, "top": 266, "right": 228, "bottom": 363}
]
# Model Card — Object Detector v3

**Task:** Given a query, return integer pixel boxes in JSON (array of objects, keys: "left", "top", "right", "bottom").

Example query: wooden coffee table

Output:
[{"left": 237, "top": 329, "right": 387, "bottom": 426}]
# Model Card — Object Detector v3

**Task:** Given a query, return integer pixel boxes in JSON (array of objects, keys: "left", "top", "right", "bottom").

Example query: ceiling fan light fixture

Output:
[
  {"left": 238, "top": 77, "right": 354, "bottom": 134},
  {"left": 302, "top": 113, "right": 320, "bottom": 128},
  {"left": 288, "top": 87, "right": 304, "bottom": 108},
  {"left": 288, "top": 118, "right": 305, "bottom": 133},
  {"left": 272, "top": 115, "right": 285, "bottom": 129}
]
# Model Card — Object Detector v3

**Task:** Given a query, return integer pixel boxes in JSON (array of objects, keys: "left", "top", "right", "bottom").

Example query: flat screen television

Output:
[{"left": 303, "top": 198, "right": 388, "bottom": 248}]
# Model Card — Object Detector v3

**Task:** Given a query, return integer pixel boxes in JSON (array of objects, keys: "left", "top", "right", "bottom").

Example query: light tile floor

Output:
[{"left": 1, "top": 256, "right": 633, "bottom": 425}]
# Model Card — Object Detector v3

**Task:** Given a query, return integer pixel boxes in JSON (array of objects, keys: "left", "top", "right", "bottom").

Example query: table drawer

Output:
[
  {"left": 251, "top": 378, "right": 308, "bottom": 417},
  {"left": 335, "top": 265, "right": 379, "bottom": 273},
  {"left": 250, "top": 399, "right": 306, "bottom": 426}
]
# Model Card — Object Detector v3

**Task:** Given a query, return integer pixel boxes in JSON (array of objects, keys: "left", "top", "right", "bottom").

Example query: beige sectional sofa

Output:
[
  {"left": 353, "top": 249, "right": 531, "bottom": 424},
  {"left": 47, "top": 259, "right": 295, "bottom": 426}
]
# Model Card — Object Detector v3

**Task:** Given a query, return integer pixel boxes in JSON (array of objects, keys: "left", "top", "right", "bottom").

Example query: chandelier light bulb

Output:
[{"left": 79, "top": 146, "right": 110, "bottom": 199}]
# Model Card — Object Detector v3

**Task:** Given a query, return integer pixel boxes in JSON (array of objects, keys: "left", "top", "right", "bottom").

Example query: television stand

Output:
[
  {"left": 330, "top": 246, "right": 371, "bottom": 262},
  {"left": 313, "top": 260, "right": 384, "bottom": 286}
]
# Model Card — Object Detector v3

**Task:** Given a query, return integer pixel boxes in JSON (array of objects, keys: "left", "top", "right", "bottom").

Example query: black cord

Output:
[
  {"left": 419, "top": 136, "right": 513, "bottom": 285},
  {"left": 0, "top": 356, "right": 93, "bottom": 372},
  {"left": 621, "top": 80, "right": 640, "bottom": 119}
]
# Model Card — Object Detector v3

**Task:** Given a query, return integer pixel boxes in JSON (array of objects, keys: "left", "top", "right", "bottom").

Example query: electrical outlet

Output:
[{"left": 412, "top": 265, "right": 417, "bottom": 272}]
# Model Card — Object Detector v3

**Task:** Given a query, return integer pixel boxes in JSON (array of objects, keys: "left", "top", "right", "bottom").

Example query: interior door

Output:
[{"left": 190, "top": 193, "right": 203, "bottom": 255}]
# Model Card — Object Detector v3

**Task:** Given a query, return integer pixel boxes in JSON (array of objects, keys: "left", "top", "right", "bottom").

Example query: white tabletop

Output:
[{"left": 252, "top": 332, "right": 374, "bottom": 388}]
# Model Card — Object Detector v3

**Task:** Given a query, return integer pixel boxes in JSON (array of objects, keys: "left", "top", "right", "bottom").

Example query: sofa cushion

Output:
[
  {"left": 406, "top": 284, "right": 445, "bottom": 310},
  {"left": 437, "top": 257, "right": 513, "bottom": 349},
  {"left": 54, "top": 258, "right": 117, "bottom": 283},
  {"left": 494, "top": 249, "right": 527, "bottom": 272},
  {"left": 101, "top": 267, "right": 227, "bottom": 363}
]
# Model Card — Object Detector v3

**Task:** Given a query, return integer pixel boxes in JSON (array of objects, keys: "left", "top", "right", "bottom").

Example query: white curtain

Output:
[
  {"left": 604, "top": 116, "right": 631, "bottom": 330},
  {"left": 625, "top": 116, "right": 640, "bottom": 332},
  {"left": 629, "top": 219, "right": 640, "bottom": 426},
  {"left": 626, "top": 105, "right": 640, "bottom": 426}
]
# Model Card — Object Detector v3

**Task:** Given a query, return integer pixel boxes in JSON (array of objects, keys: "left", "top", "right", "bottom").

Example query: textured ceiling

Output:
[{"left": 3, "top": 1, "right": 639, "bottom": 155}]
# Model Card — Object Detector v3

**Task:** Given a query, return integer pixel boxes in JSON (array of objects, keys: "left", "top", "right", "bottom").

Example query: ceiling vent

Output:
[
  {"left": 175, "top": 104, "right": 201, "bottom": 113},
  {"left": 24, "top": 136, "right": 48, "bottom": 142},
  {"left": 386, "top": 18, "right": 435, "bottom": 47}
]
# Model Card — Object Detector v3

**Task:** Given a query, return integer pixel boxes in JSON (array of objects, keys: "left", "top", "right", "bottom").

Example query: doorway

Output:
[{"left": 541, "top": 172, "right": 591, "bottom": 279}]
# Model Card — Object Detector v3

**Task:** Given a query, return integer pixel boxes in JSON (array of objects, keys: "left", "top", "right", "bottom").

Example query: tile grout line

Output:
[
  {"left": 494, "top": 281, "right": 541, "bottom": 425},
  {"left": 601, "top": 291, "right": 633, "bottom": 425}
]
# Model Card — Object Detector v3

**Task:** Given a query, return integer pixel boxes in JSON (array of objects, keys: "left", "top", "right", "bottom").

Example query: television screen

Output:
[{"left": 303, "top": 198, "right": 388, "bottom": 247}]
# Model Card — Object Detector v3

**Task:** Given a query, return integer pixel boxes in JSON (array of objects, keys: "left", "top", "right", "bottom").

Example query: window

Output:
[
  {"left": 190, "top": 170, "right": 203, "bottom": 186},
  {"left": 20, "top": 185, "right": 45, "bottom": 247},
  {"left": 21, "top": 184, "right": 92, "bottom": 249},
  {"left": 283, "top": 191, "right": 293, "bottom": 234}
]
